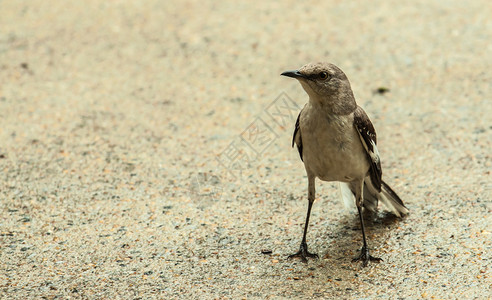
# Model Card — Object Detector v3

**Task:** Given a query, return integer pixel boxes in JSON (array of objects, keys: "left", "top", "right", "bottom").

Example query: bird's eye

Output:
[{"left": 319, "top": 72, "right": 329, "bottom": 80}]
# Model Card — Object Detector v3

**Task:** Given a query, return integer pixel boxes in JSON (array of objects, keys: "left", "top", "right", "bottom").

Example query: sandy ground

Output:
[{"left": 1, "top": 0, "right": 491, "bottom": 299}]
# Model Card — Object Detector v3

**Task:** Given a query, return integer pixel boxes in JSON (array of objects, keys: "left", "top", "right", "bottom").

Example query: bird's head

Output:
[{"left": 281, "top": 62, "right": 356, "bottom": 113}]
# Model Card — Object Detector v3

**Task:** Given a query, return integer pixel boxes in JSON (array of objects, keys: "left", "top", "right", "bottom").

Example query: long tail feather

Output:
[
  {"left": 340, "top": 179, "right": 409, "bottom": 217},
  {"left": 339, "top": 182, "right": 356, "bottom": 210},
  {"left": 379, "top": 180, "right": 409, "bottom": 217}
]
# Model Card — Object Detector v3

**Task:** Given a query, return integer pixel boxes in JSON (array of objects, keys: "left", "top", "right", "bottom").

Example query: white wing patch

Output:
[
  {"left": 369, "top": 140, "right": 380, "bottom": 164},
  {"left": 356, "top": 129, "right": 380, "bottom": 165}
]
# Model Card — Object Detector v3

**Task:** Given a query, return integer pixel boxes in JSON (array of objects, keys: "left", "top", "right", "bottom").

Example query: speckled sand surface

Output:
[{"left": 1, "top": 1, "right": 491, "bottom": 299}]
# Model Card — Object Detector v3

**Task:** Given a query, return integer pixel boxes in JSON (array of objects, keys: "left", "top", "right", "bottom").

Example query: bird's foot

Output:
[
  {"left": 352, "top": 246, "right": 382, "bottom": 267},
  {"left": 288, "top": 242, "right": 318, "bottom": 262}
]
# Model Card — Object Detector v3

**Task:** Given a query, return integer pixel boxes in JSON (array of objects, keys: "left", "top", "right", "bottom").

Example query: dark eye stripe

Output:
[
  {"left": 306, "top": 73, "right": 321, "bottom": 80},
  {"left": 306, "top": 72, "right": 330, "bottom": 80}
]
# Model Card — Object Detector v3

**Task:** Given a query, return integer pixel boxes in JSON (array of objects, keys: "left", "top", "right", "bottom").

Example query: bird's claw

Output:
[
  {"left": 288, "top": 242, "right": 319, "bottom": 262},
  {"left": 352, "top": 246, "right": 382, "bottom": 267}
]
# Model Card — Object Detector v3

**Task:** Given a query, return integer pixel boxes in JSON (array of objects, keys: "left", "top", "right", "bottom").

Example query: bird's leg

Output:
[
  {"left": 289, "top": 177, "right": 318, "bottom": 262},
  {"left": 352, "top": 184, "right": 382, "bottom": 267}
]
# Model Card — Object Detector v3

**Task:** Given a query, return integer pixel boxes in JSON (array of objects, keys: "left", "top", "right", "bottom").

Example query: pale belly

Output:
[{"left": 301, "top": 111, "right": 369, "bottom": 182}]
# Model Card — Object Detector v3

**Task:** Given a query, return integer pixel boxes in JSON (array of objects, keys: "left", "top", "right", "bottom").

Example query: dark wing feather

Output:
[
  {"left": 354, "top": 106, "right": 382, "bottom": 192},
  {"left": 292, "top": 112, "right": 303, "bottom": 161}
]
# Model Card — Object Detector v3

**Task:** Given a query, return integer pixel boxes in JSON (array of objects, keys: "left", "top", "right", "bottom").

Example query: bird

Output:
[{"left": 281, "top": 62, "right": 408, "bottom": 267}]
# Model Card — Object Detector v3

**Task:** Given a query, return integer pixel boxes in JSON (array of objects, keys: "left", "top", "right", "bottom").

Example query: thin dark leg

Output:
[
  {"left": 352, "top": 205, "right": 382, "bottom": 267},
  {"left": 288, "top": 199, "right": 318, "bottom": 262}
]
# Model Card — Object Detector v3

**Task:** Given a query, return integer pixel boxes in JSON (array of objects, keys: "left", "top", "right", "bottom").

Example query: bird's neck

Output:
[{"left": 309, "top": 93, "right": 357, "bottom": 116}]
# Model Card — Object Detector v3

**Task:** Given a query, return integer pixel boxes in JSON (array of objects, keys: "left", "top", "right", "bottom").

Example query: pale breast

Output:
[{"left": 300, "top": 107, "right": 369, "bottom": 182}]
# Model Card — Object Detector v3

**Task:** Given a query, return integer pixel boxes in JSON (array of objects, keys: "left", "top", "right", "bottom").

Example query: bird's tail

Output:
[
  {"left": 339, "top": 182, "right": 356, "bottom": 210},
  {"left": 378, "top": 180, "right": 409, "bottom": 217},
  {"left": 339, "top": 179, "right": 409, "bottom": 217}
]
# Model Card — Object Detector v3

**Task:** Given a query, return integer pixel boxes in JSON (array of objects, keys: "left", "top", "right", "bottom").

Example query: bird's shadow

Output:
[
  {"left": 319, "top": 209, "right": 403, "bottom": 266},
  {"left": 280, "top": 207, "right": 406, "bottom": 275}
]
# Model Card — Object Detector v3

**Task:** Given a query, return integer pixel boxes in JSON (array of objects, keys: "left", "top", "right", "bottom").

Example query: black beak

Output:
[{"left": 281, "top": 70, "right": 306, "bottom": 79}]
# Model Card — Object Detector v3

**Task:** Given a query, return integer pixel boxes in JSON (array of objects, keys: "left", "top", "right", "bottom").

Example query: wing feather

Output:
[
  {"left": 354, "top": 106, "right": 382, "bottom": 192},
  {"left": 292, "top": 112, "right": 303, "bottom": 161}
]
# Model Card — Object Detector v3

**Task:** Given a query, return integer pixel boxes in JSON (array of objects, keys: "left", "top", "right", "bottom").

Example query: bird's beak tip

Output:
[{"left": 281, "top": 70, "right": 305, "bottom": 79}]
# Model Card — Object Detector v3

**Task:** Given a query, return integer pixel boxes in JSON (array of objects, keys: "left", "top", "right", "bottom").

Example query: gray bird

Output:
[{"left": 281, "top": 62, "right": 408, "bottom": 267}]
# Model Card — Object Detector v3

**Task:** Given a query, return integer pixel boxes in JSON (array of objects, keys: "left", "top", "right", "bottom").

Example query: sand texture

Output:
[{"left": 0, "top": 0, "right": 491, "bottom": 299}]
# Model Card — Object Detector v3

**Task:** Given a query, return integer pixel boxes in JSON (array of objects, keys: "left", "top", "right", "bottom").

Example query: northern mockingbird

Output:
[{"left": 281, "top": 62, "right": 408, "bottom": 267}]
